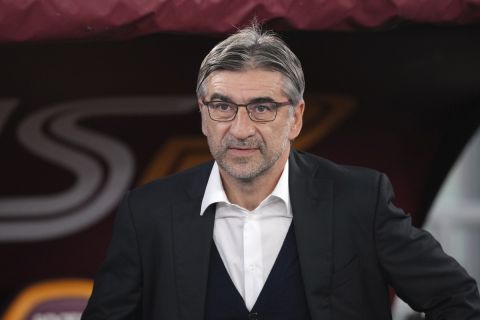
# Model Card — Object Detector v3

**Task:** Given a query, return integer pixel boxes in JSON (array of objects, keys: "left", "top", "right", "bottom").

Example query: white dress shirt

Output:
[{"left": 200, "top": 161, "right": 292, "bottom": 311}]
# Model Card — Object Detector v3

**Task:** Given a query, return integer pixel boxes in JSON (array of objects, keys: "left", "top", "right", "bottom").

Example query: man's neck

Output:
[{"left": 219, "top": 151, "right": 289, "bottom": 211}]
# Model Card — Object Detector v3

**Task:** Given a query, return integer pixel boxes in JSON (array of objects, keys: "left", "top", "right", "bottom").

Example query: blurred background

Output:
[{"left": 0, "top": 1, "right": 479, "bottom": 319}]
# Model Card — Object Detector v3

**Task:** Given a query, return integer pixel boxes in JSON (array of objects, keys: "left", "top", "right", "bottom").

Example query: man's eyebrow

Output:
[
  {"left": 209, "top": 93, "right": 233, "bottom": 102},
  {"left": 209, "top": 94, "right": 276, "bottom": 104},
  {"left": 248, "top": 97, "right": 276, "bottom": 104}
]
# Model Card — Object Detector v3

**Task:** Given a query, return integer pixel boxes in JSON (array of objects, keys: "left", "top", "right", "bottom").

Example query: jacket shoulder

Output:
[
  {"left": 127, "top": 160, "right": 214, "bottom": 204},
  {"left": 292, "top": 150, "right": 382, "bottom": 186}
]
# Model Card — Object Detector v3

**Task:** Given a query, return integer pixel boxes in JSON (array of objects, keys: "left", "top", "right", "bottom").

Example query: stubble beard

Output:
[{"left": 209, "top": 134, "right": 290, "bottom": 182}]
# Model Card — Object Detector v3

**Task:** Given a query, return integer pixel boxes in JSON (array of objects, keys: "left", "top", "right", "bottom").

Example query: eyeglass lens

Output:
[{"left": 207, "top": 101, "right": 277, "bottom": 122}]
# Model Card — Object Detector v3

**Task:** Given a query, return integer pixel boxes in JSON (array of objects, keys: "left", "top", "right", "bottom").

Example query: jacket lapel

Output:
[
  {"left": 290, "top": 151, "right": 334, "bottom": 320},
  {"left": 172, "top": 163, "right": 215, "bottom": 320}
]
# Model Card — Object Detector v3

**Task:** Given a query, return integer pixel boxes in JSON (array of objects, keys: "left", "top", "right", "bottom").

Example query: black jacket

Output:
[{"left": 82, "top": 150, "right": 480, "bottom": 319}]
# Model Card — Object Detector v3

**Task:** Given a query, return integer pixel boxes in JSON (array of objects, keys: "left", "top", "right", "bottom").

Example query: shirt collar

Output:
[
  {"left": 200, "top": 162, "right": 228, "bottom": 215},
  {"left": 200, "top": 160, "right": 291, "bottom": 216},
  {"left": 270, "top": 160, "right": 291, "bottom": 215}
]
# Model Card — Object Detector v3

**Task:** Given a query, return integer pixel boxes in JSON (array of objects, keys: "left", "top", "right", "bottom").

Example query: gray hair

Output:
[{"left": 196, "top": 23, "right": 305, "bottom": 105}]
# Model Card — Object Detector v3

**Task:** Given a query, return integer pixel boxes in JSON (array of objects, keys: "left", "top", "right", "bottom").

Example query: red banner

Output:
[{"left": 1, "top": 0, "right": 480, "bottom": 42}]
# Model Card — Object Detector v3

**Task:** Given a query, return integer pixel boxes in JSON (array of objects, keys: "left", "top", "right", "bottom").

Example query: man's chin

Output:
[
  {"left": 219, "top": 163, "right": 268, "bottom": 182},
  {"left": 225, "top": 171, "right": 259, "bottom": 182}
]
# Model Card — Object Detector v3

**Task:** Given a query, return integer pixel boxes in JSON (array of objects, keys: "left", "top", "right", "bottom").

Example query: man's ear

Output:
[
  {"left": 199, "top": 100, "right": 208, "bottom": 137},
  {"left": 288, "top": 100, "right": 305, "bottom": 140}
]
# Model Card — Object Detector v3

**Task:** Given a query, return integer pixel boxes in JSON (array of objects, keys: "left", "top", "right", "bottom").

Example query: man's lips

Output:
[{"left": 227, "top": 147, "right": 258, "bottom": 155}]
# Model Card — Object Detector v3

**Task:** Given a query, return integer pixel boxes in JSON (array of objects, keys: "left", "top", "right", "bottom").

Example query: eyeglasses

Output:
[{"left": 202, "top": 100, "right": 291, "bottom": 122}]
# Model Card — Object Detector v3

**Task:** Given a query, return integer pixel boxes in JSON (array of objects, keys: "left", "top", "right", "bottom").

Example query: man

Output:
[{"left": 82, "top": 24, "right": 480, "bottom": 319}]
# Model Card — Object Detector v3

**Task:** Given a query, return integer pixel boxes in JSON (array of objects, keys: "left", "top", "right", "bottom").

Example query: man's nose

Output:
[{"left": 229, "top": 107, "right": 256, "bottom": 139}]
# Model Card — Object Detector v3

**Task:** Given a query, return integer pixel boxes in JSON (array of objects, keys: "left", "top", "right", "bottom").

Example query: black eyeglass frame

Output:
[{"left": 201, "top": 100, "right": 292, "bottom": 122}]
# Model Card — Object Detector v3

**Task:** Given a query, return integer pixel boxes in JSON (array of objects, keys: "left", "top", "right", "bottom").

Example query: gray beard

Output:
[{"left": 210, "top": 135, "right": 289, "bottom": 182}]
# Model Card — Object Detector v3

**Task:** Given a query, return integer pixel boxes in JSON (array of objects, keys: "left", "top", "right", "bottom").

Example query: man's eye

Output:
[
  {"left": 252, "top": 103, "right": 274, "bottom": 113},
  {"left": 212, "top": 102, "right": 233, "bottom": 112}
]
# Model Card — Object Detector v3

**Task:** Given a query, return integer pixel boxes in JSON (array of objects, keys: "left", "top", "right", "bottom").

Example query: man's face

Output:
[{"left": 200, "top": 69, "right": 304, "bottom": 181}]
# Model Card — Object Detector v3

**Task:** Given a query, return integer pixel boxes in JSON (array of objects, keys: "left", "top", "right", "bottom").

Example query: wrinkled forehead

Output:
[{"left": 203, "top": 69, "right": 290, "bottom": 102}]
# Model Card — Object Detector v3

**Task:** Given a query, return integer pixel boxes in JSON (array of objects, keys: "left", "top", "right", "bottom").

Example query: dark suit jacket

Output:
[{"left": 82, "top": 150, "right": 480, "bottom": 319}]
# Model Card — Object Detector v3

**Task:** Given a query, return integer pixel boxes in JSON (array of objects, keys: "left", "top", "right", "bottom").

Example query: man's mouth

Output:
[{"left": 227, "top": 147, "right": 258, "bottom": 155}]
